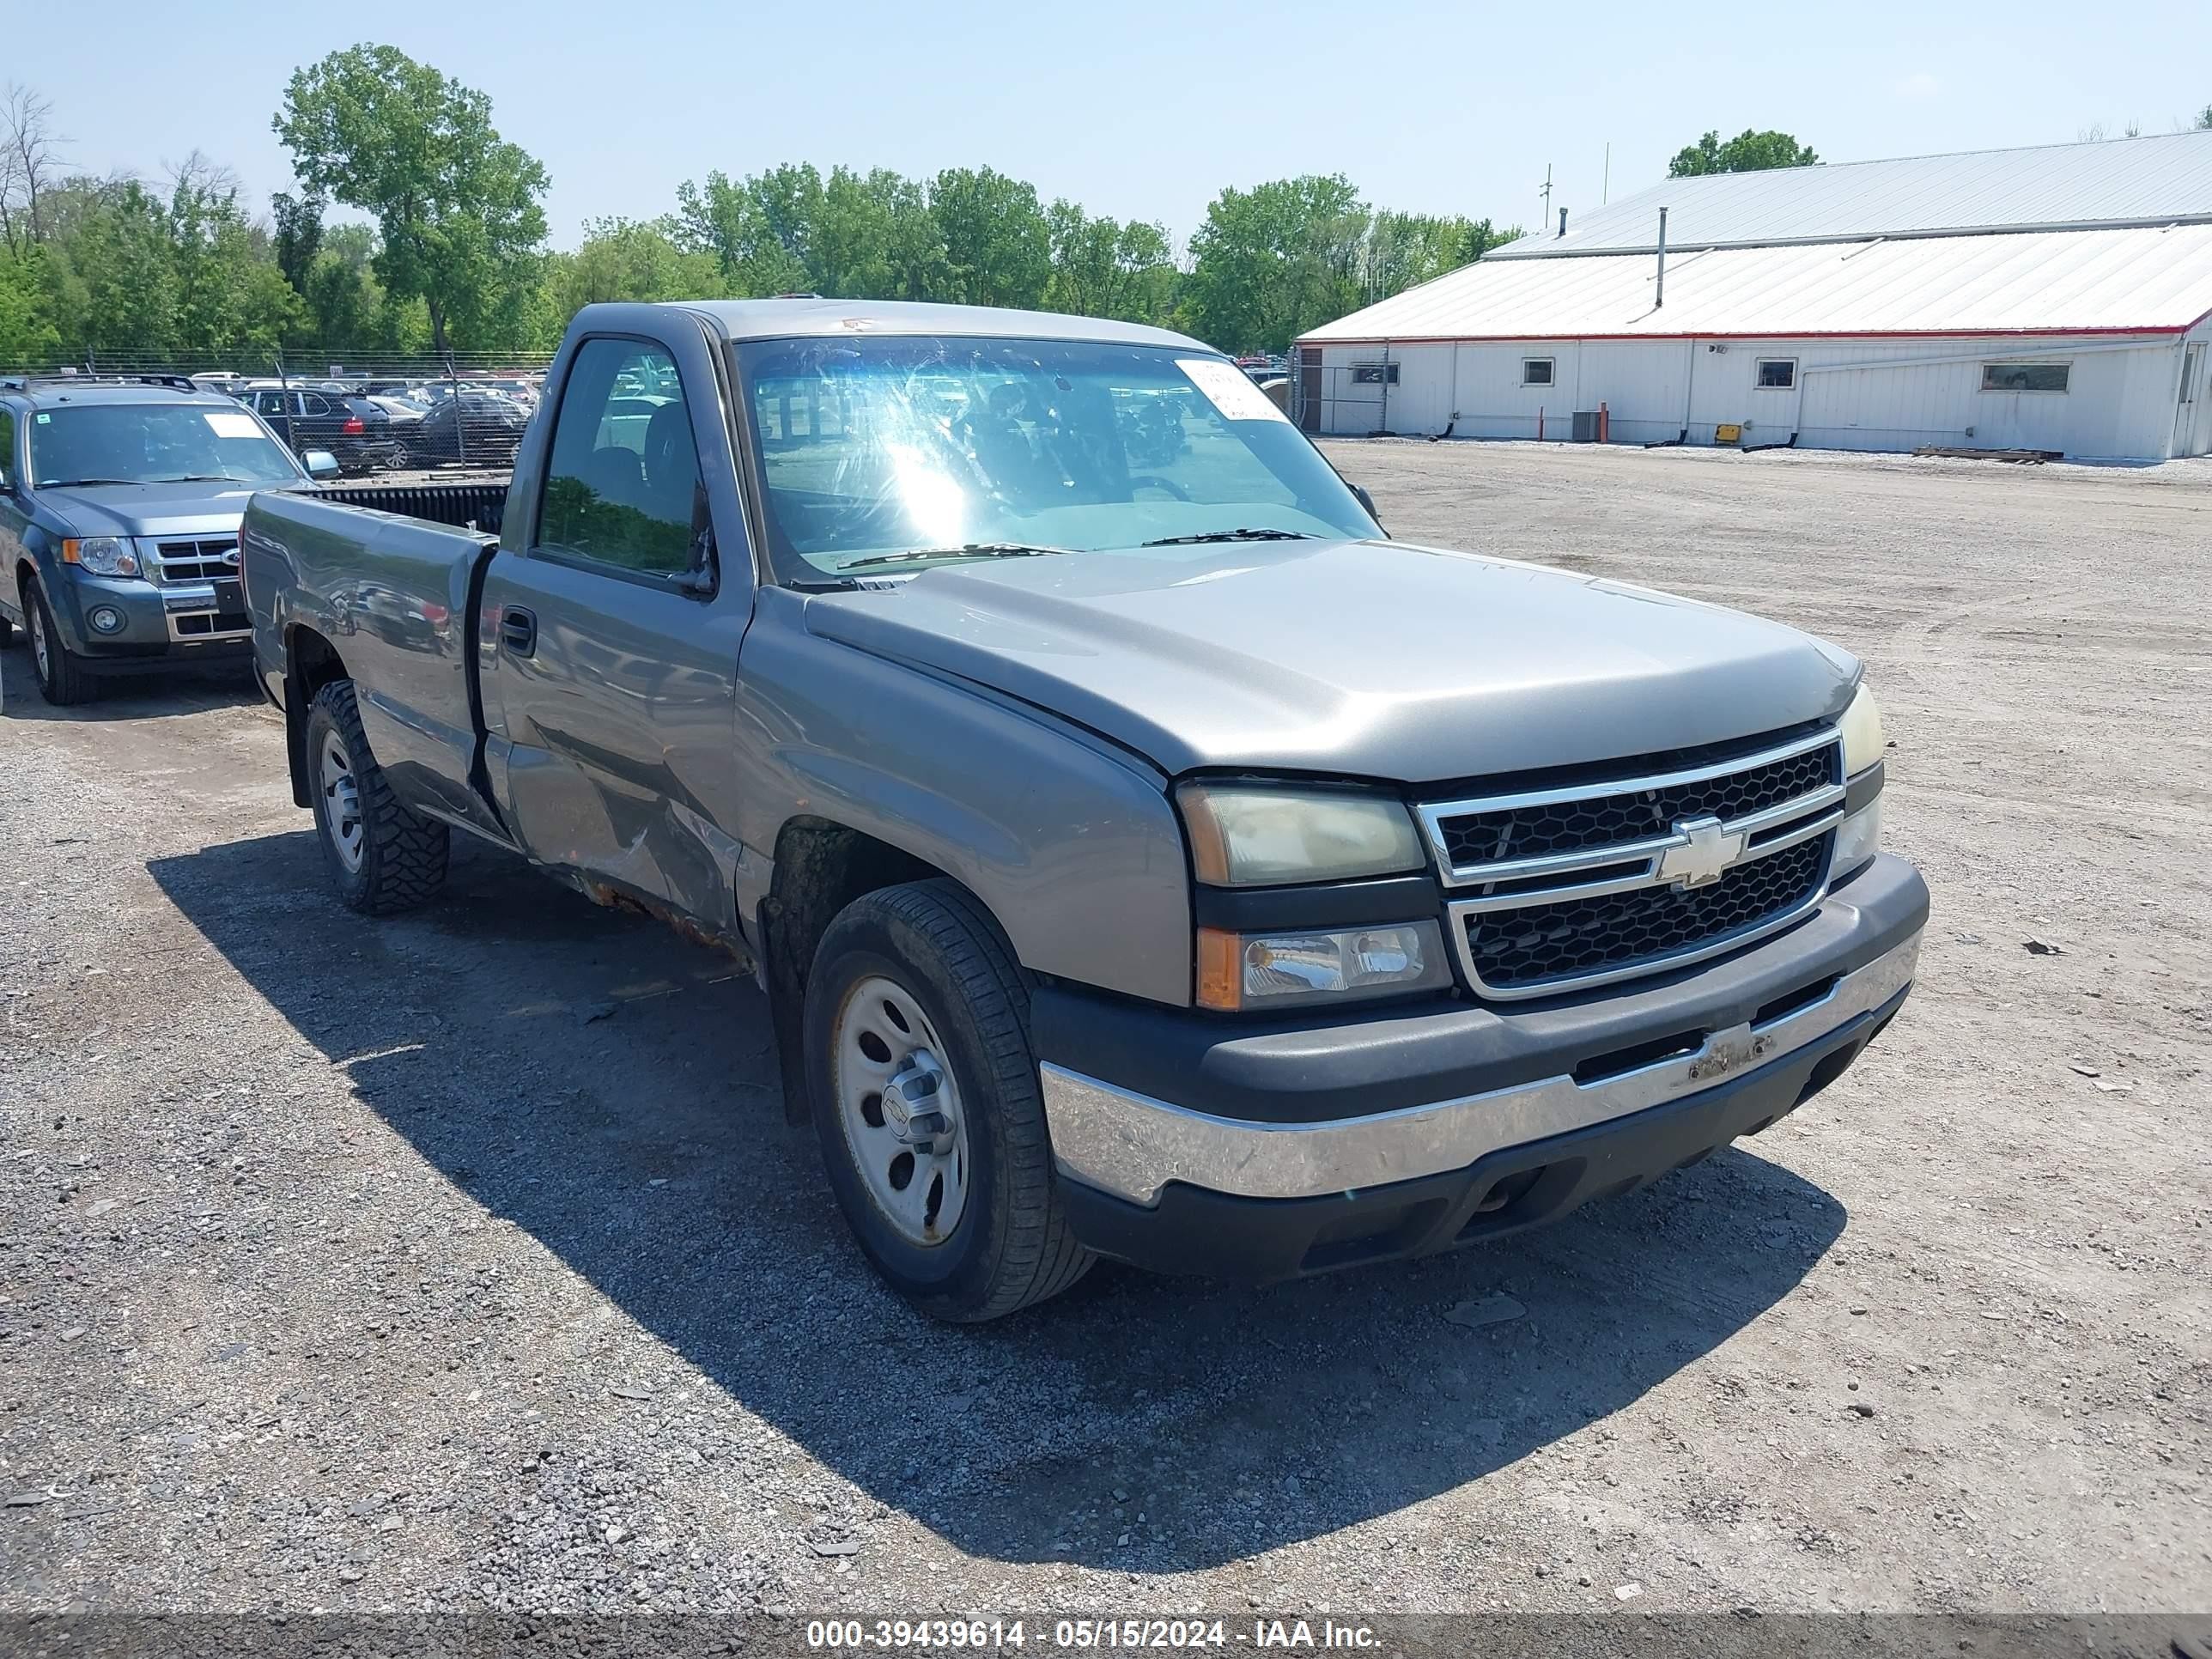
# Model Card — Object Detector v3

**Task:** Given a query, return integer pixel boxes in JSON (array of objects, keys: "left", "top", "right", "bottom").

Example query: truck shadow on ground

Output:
[{"left": 150, "top": 829, "right": 1846, "bottom": 1574}]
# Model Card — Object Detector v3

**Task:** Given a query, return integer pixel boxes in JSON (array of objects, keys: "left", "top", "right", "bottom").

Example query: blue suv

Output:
[{"left": 0, "top": 376, "right": 336, "bottom": 704}]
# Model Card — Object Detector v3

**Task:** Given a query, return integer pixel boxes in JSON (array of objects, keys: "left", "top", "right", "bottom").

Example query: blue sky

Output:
[{"left": 15, "top": 0, "right": 2212, "bottom": 249}]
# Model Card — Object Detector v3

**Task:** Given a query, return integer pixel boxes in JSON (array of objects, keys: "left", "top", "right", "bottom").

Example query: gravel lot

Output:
[{"left": 1, "top": 441, "right": 2207, "bottom": 1621}]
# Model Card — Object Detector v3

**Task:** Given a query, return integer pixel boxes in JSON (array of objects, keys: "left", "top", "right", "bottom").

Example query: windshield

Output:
[
  {"left": 27, "top": 402, "right": 301, "bottom": 488},
  {"left": 729, "top": 336, "right": 1378, "bottom": 582}
]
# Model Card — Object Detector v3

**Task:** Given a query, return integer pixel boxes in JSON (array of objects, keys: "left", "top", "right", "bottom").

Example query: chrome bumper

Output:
[{"left": 1042, "top": 929, "right": 1920, "bottom": 1206}]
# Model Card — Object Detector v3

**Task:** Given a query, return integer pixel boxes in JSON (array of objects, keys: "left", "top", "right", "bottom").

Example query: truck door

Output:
[{"left": 478, "top": 319, "right": 757, "bottom": 930}]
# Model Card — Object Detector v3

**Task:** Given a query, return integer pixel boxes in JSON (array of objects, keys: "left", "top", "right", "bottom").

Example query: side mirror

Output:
[
  {"left": 1352, "top": 483, "right": 1382, "bottom": 527},
  {"left": 303, "top": 450, "right": 341, "bottom": 481}
]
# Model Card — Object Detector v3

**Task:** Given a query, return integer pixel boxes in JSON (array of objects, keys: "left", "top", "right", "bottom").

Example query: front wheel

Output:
[
  {"left": 302, "top": 678, "right": 450, "bottom": 914},
  {"left": 804, "top": 879, "right": 1092, "bottom": 1322},
  {"left": 24, "top": 579, "right": 96, "bottom": 706}
]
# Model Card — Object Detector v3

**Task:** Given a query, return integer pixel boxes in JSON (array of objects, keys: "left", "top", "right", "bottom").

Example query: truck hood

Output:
[
  {"left": 46, "top": 481, "right": 303, "bottom": 540},
  {"left": 803, "top": 538, "right": 1858, "bottom": 783}
]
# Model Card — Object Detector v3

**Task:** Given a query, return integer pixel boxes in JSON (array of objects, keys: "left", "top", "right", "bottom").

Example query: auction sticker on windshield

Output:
[
  {"left": 1178, "top": 357, "right": 1289, "bottom": 422},
  {"left": 204, "top": 411, "right": 263, "bottom": 440}
]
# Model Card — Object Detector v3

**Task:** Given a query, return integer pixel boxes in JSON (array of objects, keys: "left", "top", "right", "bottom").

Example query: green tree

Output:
[
  {"left": 273, "top": 43, "right": 550, "bottom": 356},
  {"left": 672, "top": 167, "right": 811, "bottom": 294},
  {"left": 270, "top": 189, "right": 323, "bottom": 294},
  {"left": 1183, "top": 174, "right": 1367, "bottom": 353},
  {"left": 52, "top": 179, "right": 180, "bottom": 356},
  {"left": 808, "top": 167, "right": 951, "bottom": 301},
  {"left": 1668, "top": 130, "right": 1820, "bottom": 177},
  {"left": 1043, "top": 201, "right": 1176, "bottom": 324},
  {"left": 0, "top": 244, "right": 58, "bottom": 362},
  {"left": 2197, "top": 104, "right": 2212, "bottom": 129},
  {"left": 167, "top": 157, "right": 304, "bottom": 361},
  {"left": 556, "top": 216, "right": 725, "bottom": 312},
  {"left": 930, "top": 166, "right": 1050, "bottom": 309}
]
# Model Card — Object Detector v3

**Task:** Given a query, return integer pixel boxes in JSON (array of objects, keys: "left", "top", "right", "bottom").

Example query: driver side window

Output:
[
  {"left": 0, "top": 409, "right": 14, "bottom": 487},
  {"left": 538, "top": 338, "right": 705, "bottom": 577}
]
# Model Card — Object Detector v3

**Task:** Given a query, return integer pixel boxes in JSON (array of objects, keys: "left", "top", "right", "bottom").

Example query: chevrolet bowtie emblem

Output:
[{"left": 1656, "top": 814, "right": 1747, "bottom": 890}]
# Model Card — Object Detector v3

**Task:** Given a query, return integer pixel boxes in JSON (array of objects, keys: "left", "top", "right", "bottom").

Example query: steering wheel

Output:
[{"left": 1127, "top": 475, "right": 1192, "bottom": 501}]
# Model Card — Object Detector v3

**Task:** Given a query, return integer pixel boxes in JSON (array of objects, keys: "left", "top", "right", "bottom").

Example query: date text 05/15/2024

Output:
[{"left": 805, "top": 1620, "right": 1382, "bottom": 1650}]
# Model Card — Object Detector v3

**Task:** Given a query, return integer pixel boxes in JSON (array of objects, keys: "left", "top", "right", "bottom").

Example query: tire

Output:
[
  {"left": 302, "top": 678, "right": 450, "bottom": 915},
  {"left": 0, "top": 611, "right": 13, "bottom": 645},
  {"left": 804, "top": 878, "right": 1093, "bottom": 1322},
  {"left": 24, "top": 578, "right": 97, "bottom": 706}
]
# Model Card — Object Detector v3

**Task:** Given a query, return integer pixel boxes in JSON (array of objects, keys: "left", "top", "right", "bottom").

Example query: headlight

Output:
[
  {"left": 1838, "top": 683, "right": 1884, "bottom": 776},
  {"left": 62, "top": 537, "right": 140, "bottom": 578},
  {"left": 1178, "top": 783, "right": 1426, "bottom": 886},
  {"left": 1197, "top": 921, "right": 1449, "bottom": 1012},
  {"left": 1832, "top": 797, "right": 1881, "bottom": 879}
]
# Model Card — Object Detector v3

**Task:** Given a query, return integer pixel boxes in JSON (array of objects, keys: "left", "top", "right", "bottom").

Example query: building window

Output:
[
  {"left": 2182, "top": 343, "right": 2203, "bottom": 405},
  {"left": 1522, "top": 357, "right": 1555, "bottom": 387},
  {"left": 1756, "top": 359, "right": 1796, "bottom": 389},
  {"left": 1981, "top": 362, "right": 2070, "bottom": 393},
  {"left": 1351, "top": 362, "right": 1399, "bottom": 386}
]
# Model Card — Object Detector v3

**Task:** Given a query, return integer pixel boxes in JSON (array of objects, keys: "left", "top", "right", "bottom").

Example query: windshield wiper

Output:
[
  {"left": 1140, "top": 527, "right": 1317, "bottom": 546},
  {"left": 36, "top": 477, "right": 147, "bottom": 488},
  {"left": 840, "top": 542, "right": 1079, "bottom": 572},
  {"left": 148, "top": 474, "right": 247, "bottom": 483}
]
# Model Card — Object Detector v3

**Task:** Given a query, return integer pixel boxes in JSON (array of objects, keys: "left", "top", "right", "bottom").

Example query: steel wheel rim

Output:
[
  {"left": 319, "top": 732, "right": 364, "bottom": 872},
  {"left": 27, "top": 600, "right": 49, "bottom": 681},
  {"left": 831, "top": 974, "right": 971, "bottom": 1249}
]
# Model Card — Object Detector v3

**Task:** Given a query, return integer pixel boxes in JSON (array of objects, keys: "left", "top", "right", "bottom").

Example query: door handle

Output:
[{"left": 501, "top": 605, "right": 538, "bottom": 658}]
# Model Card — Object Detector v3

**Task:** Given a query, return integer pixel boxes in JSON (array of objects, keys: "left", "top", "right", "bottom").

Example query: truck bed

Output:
[
  {"left": 243, "top": 489, "right": 502, "bottom": 835},
  {"left": 312, "top": 477, "right": 512, "bottom": 536}
]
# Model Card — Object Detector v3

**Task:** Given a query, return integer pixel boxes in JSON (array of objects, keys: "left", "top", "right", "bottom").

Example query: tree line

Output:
[{"left": 0, "top": 46, "right": 1522, "bottom": 369}]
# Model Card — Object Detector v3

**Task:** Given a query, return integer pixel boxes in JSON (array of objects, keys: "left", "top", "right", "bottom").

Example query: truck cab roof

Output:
[{"left": 659, "top": 296, "right": 1209, "bottom": 352}]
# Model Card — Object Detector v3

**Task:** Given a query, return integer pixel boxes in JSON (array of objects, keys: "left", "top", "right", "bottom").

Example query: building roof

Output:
[
  {"left": 671, "top": 296, "right": 1206, "bottom": 350},
  {"left": 1495, "top": 130, "right": 2212, "bottom": 259},
  {"left": 1299, "top": 222, "right": 2212, "bottom": 344}
]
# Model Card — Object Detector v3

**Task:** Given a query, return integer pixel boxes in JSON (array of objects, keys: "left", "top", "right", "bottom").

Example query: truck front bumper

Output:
[{"left": 1035, "top": 853, "right": 1927, "bottom": 1280}]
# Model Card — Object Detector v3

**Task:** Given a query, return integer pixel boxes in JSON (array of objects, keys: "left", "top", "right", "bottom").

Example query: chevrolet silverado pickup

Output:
[
  {"left": 0, "top": 375, "right": 339, "bottom": 704},
  {"left": 240, "top": 299, "right": 1928, "bottom": 1322}
]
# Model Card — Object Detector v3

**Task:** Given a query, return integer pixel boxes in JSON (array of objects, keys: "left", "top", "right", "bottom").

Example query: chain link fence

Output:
[{"left": 2, "top": 349, "right": 556, "bottom": 477}]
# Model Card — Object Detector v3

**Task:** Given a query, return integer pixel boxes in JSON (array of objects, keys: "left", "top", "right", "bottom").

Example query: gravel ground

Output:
[{"left": 0, "top": 441, "right": 2207, "bottom": 1621}]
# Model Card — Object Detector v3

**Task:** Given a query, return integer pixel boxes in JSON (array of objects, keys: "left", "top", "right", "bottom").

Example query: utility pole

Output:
[
  {"left": 1540, "top": 164, "right": 1553, "bottom": 226},
  {"left": 1603, "top": 143, "right": 1611, "bottom": 204}
]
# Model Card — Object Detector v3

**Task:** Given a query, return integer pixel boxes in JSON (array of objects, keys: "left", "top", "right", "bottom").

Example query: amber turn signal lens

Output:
[{"left": 1195, "top": 927, "right": 1243, "bottom": 1012}]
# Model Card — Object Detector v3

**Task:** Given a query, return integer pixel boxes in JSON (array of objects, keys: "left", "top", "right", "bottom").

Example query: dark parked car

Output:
[
  {"left": 404, "top": 391, "right": 530, "bottom": 467},
  {"left": 240, "top": 387, "right": 406, "bottom": 475}
]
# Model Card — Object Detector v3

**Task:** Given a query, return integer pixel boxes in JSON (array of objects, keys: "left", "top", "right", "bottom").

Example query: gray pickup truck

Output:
[{"left": 241, "top": 298, "right": 1927, "bottom": 1322}]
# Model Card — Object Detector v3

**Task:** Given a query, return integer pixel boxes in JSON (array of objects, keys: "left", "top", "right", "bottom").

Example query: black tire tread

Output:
[
  {"left": 828, "top": 879, "right": 1093, "bottom": 1322},
  {"left": 307, "top": 679, "right": 449, "bottom": 914},
  {"left": 27, "top": 580, "right": 96, "bottom": 705}
]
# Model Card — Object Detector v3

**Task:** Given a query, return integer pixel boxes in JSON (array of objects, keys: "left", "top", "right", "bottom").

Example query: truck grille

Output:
[
  {"left": 1461, "top": 834, "right": 1830, "bottom": 994},
  {"left": 1418, "top": 728, "right": 1845, "bottom": 1000},
  {"left": 1432, "top": 742, "right": 1835, "bottom": 867},
  {"left": 149, "top": 538, "right": 240, "bottom": 583}
]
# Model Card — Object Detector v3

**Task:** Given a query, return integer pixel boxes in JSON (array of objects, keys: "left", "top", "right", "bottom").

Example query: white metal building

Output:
[{"left": 1296, "top": 131, "right": 2212, "bottom": 459}]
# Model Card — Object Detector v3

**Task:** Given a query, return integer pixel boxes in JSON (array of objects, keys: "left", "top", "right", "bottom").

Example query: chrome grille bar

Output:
[
  {"left": 1418, "top": 726, "right": 1846, "bottom": 1000},
  {"left": 1419, "top": 726, "right": 1840, "bottom": 888}
]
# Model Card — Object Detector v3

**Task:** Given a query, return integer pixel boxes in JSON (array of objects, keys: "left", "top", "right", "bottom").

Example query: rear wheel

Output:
[
  {"left": 303, "top": 678, "right": 450, "bottom": 914},
  {"left": 804, "top": 879, "right": 1092, "bottom": 1322},
  {"left": 24, "top": 579, "right": 96, "bottom": 706}
]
